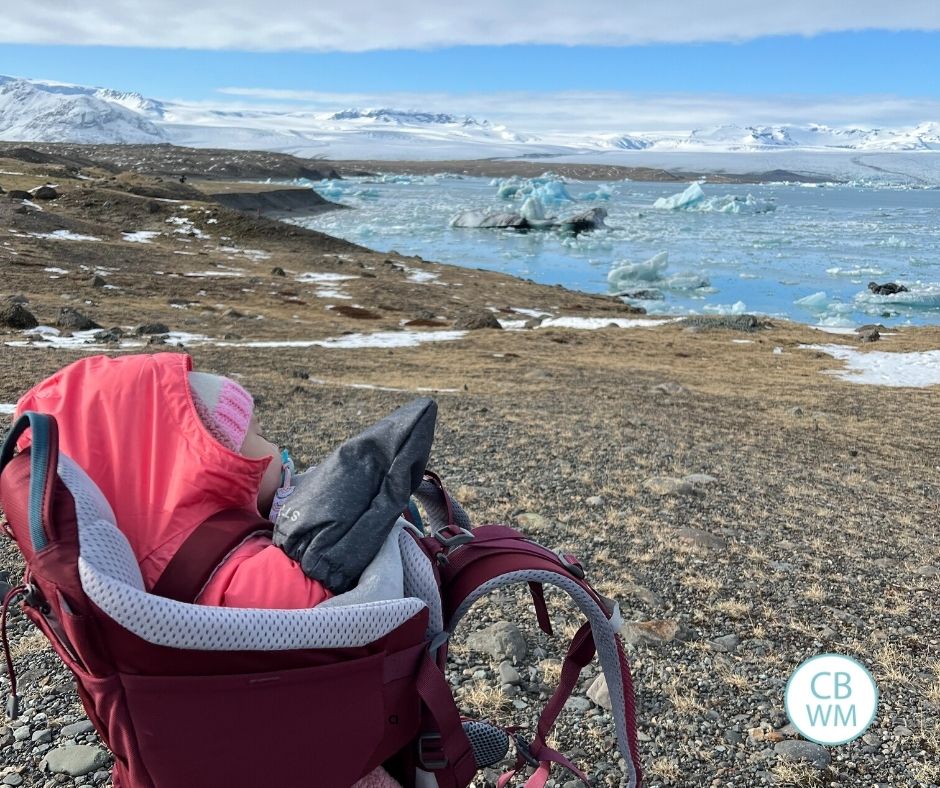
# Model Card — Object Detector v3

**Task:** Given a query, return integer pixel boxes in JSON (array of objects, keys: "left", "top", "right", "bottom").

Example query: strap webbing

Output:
[
  {"left": 151, "top": 509, "right": 272, "bottom": 602},
  {"left": 415, "top": 651, "right": 477, "bottom": 788}
]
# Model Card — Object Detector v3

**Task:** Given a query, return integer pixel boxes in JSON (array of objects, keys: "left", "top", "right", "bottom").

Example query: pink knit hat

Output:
[{"left": 188, "top": 371, "right": 254, "bottom": 451}]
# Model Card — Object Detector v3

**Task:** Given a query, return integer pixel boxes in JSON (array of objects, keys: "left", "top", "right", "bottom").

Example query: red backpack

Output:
[{"left": 1, "top": 412, "right": 643, "bottom": 788}]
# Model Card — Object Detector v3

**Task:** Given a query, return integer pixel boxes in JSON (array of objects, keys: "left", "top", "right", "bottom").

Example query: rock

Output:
[
  {"left": 676, "top": 527, "right": 728, "bottom": 550},
  {"left": 29, "top": 186, "right": 59, "bottom": 200},
  {"left": 856, "top": 323, "right": 886, "bottom": 333},
  {"left": 642, "top": 477, "right": 694, "bottom": 497},
  {"left": 557, "top": 206, "right": 608, "bottom": 234},
  {"left": 586, "top": 674, "right": 611, "bottom": 709},
  {"left": 86, "top": 275, "right": 106, "bottom": 288},
  {"left": 621, "top": 582, "right": 664, "bottom": 609},
  {"left": 857, "top": 327, "right": 880, "bottom": 343},
  {"left": 56, "top": 308, "right": 100, "bottom": 331},
  {"left": 652, "top": 381, "right": 685, "bottom": 396},
  {"left": 678, "top": 314, "right": 769, "bottom": 332},
  {"left": 585, "top": 495, "right": 604, "bottom": 508},
  {"left": 134, "top": 322, "right": 170, "bottom": 336},
  {"left": 915, "top": 565, "right": 940, "bottom": 578},
  {"left": 60, "top": 721, "right": 95, "bottom": 738},
  {"left": 271, "top": 266, "right": 286, "bottom": 277},
  {"left": 619, "top": 619, "right": 684, "bottom": 646},
  {"left": 3, "top": 774, "right": 23, "bottom": 786},
  {"left": 515, "top": 512, "right": 549, "bottom": 531},
  {"left": 13, "top": 726, "right": 31, "bottom": 742},
  {"left": 41, "top": 745, "right": 110, "bottom": 777},
  {"left": 773, "top": 739, "right": 831, "bottom": 770},
  {"left": 615, "top": 289, "right": 664, "bottom": 301},
  {"left": 563, "top": 696, "right": 592, "bottom": 713},
  {"left": 32, "top": 728, "right": 53, "bottom": 743},
  {"left": 749, "top": 726, "right": 784, "bottom": 743},
  {"left": 498, "top": 661, "right": 521, "bottom": 686},
  {"left": 329, "top": 305, "right": 382, "bottom": 320},
  {"left": 867, "top": 281, "right": 908, "bottom": 296},
  {"left": 222, "top": 308, "right": 245, "bottom": 319},
  {"left": 466, "top": 622, "right": 527, "bottom": 663},
  {"left": 7, "top": 190, "right": 31, "bottom": 200},
  {"left": 454, "top": 311, "right": 502, "bottom": 330},
  {"left": 683, "top": 473, "right": 718, "bottom": 487},
  {"left": 0, "top": 302, "right": 39, "bottom": 329},
  {"left": 710, "top": 634, "right": 741, "bottom": 653}
]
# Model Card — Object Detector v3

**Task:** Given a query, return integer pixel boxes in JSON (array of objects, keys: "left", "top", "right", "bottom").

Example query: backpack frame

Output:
[{"left": 1, "top": 412, "right": 643, "bottom": 787}]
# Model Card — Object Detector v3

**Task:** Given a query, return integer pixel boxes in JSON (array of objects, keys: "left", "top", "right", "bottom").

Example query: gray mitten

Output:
[{"left": 273, "top": 397, "right": 437, "bottom": 594}]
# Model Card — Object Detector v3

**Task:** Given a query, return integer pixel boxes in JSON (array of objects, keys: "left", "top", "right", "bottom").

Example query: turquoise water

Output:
[{"left": 295, "top": 175, "right": 940, "bottom": 327}]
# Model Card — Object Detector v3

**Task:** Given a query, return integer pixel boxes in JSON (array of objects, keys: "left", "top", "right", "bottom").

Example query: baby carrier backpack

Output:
[{"left": 1, "top": 411, "right": 643, "bottom": 788}]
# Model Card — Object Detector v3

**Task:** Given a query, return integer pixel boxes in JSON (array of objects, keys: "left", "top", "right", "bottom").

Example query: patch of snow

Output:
[
  {"left": 44, "top": 267, "right": 69, "bottom": 274},
  {"left": 404, "top": 267, "right": 439, "bottom": 283},
  {"left": 0, "top": 404, "right": 16, "bottom": 415},
  {"left": 316, "top": 288, "right": 353, "bottom": 299},
  {"left": 296, "top": 272, "right": 359, "bottom": 283},
  {"left": 122, "top": 230, "right": 161, "bottom": 243},
  {"left": 215, "top": 330, "right": 466, "bottom": 350},
  {"left": 183, "top": 270, "right": 245, "bottom": 278},
  {"left": 801, "top": 344, "right": 940, "bottom": 387},
  {"left": 31, "top": 230, "right": 100, "bottom": 241},
  {"left": 731, "top": 339, "right": 754, "bottom": 344},
  {"left": 511, "top": 307, "right": 553, "bottom": 318}
]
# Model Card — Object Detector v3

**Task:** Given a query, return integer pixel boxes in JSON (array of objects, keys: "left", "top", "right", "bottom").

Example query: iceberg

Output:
[
  {"left": 795, "top": 291, "right": 829, "bottom": 309},
  {"left": 608, "top": 252, "right": 711, "bottom": 294},
  {"left": 608, "top": 251, "right": 670, "bottom": 285},
  {"left": 653, "top": 183, "right": 706, "bottom": 210},
  {"left": 653, "top": 183, "right": 775, "bottom": 214}
]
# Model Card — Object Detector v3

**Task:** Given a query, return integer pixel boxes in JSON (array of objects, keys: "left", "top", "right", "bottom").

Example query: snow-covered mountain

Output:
[
  {"left": 1, "top": 75, "right": 939, "bottom": 161},
  {"left": 0, "top": 76, "right": 167, "bottom": 144}
]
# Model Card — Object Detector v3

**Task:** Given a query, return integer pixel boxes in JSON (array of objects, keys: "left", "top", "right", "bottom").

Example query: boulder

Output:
[
  {"left": 454, "top": 311, "right": 502, "bottom": 330},
  {"left": 7, "top": 190, "right": 31, "bottom": 200},
  {"left": 134, "top": 323, "right": 170, "bottom": 335},
  {"left": 466, "top": 621, "right": 527, "bottom": 663},
  {"left": 56, "top": 308, "right": 100, "bottom": 331},
  {"left": 29, "top": 185, "right": 59, "bottom": 200},
  {"left": 0, "top": 302, "right": 38, "bottom": 329}
]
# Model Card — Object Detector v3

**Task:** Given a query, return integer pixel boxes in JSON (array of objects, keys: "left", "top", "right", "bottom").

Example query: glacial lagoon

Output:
[{"left": 295, "top": 173, "right": 940, "bottom": 328}]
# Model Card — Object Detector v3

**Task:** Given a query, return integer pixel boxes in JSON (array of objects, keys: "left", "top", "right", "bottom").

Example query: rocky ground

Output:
[{"left": 0, "top": 145, "right": 938, "bottom": 787}]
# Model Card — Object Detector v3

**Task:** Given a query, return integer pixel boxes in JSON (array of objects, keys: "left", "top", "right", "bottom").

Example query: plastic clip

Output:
[
  {"left": 417, "top": 732, "right": 448, "bottom": 770},
  {"left": 514, "top": 734, "right": 541, "bottom": 768},
  {"left": 432, "top": 524, "right": 475, "bottom": 550},
  {"left": 555, "top": 550, "right": 585, "bottom": 580}
]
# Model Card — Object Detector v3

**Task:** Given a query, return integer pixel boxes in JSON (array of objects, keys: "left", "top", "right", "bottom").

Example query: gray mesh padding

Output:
[
  {"left": 413, "top": 479, "right": 472, "bottom": 533},
  {"left": 58, "top": 458, "right": 427, "bottom": 651},
  {"left": 449, "top": 570, "right": 638, "bottom": 788},
  {"left": 399, "top": 529, "right": 443, "bottom": 635}
]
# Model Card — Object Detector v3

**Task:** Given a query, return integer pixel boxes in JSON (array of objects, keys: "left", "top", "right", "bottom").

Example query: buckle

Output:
[
  {"left": 417, "top": 732, "right": 448, "bottom": 770},
  {"left": 555, "top": 550, "right": 585, "bottom": 580},
  {"left": 514, "top": 734, "right": 540, "bottom": 767},
  {"left": 433, "top": 524, "right": 474, "bottom": 549}
]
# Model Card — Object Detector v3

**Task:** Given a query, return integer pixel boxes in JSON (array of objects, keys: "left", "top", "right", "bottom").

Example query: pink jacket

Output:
[{"left": 16, "top": 353, "right": 331, "bottom": 609}]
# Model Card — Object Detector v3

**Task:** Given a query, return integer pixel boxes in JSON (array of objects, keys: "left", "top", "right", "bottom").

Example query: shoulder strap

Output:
[
  {"left": 151, "top": 509, "right": 272, "bottom": 602},
  {"left": 436, "top": 526, "right": 643, "bottom": 788}
]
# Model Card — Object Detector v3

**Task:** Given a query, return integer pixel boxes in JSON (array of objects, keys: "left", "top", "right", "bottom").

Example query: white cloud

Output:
[
  {"left": 3, "top": 2, "right": 940, "bottom": 50},
  {"left": 211, "top": 88, "right": 940, "bottom": 132}
]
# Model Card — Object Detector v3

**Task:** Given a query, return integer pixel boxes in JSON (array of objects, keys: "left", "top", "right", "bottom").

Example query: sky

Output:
[{"left": 1, "top": 2, "right": 939, "bottom": 132}]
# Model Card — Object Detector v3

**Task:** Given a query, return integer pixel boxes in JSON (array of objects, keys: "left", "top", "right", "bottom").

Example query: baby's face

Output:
[{"left": 240, "top": 416, "right": 283, "bottom": 518}]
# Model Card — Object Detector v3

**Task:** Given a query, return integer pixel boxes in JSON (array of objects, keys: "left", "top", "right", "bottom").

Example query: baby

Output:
[{"left": 16, "top": 352, "right": 332, "bottom": 608}]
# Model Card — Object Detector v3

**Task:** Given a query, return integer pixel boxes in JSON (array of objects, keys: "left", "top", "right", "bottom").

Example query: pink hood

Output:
[{"left": 16, "top": 353, "right": 330, "bottom": 609}]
